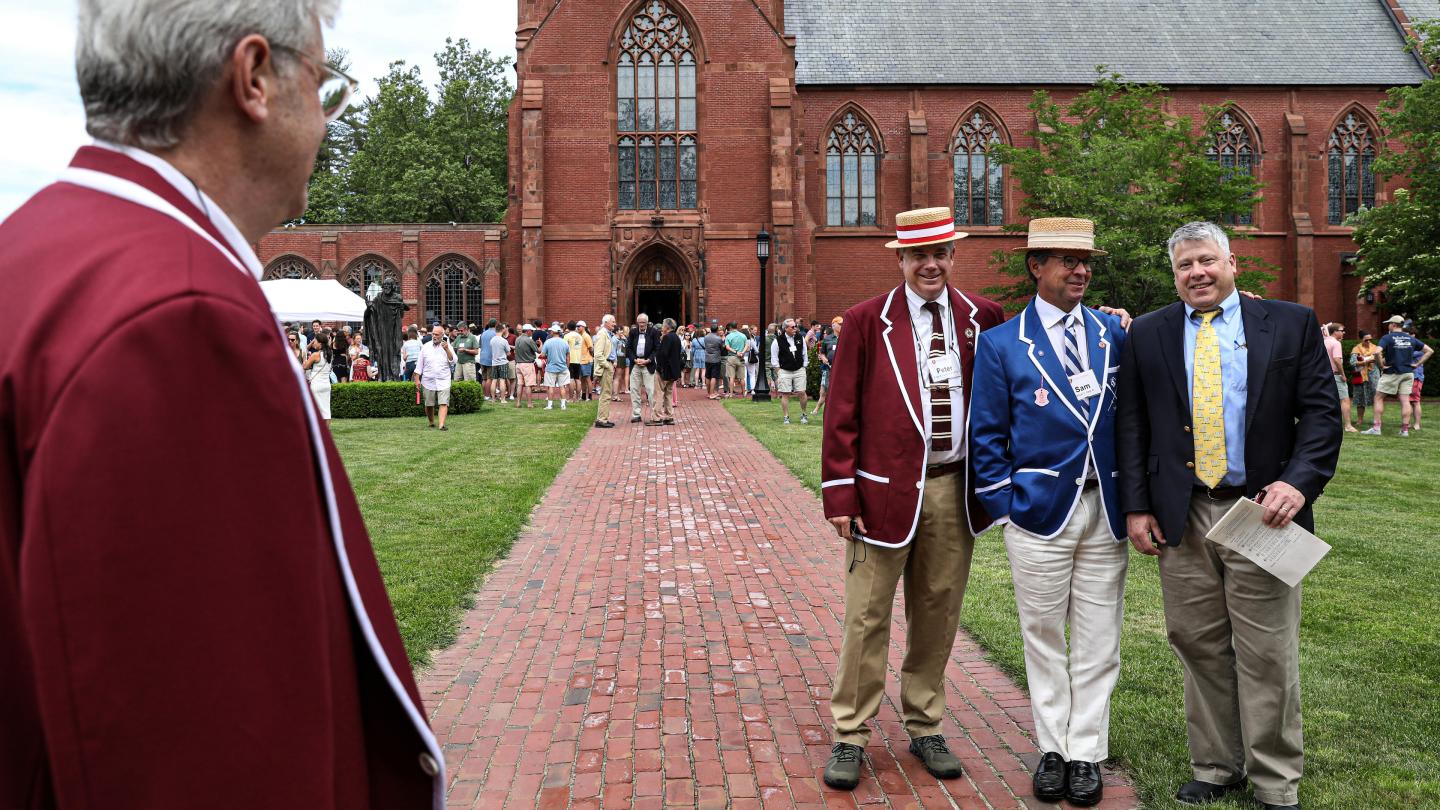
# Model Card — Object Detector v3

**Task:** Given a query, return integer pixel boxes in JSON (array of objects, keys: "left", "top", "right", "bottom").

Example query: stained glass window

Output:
[
  {"left": 616, "top": 2, "right": 697, "bottom": 210},
  {"left": 422, "top": 257, "right": 482, "bottom": 327},
  {"left": 826, "top": 111, "right": 879, "bottom": 227},
  {"left": 263, "top": 256, "right": 317, "bottom": 280},
  {"left": 1327, "top": 111, "right": 1376, "bottom": 225},
  {"left": 952, "top": 110, "right": 1004, "bottom": 226},
  {"left": 343, "top": 256, "right": 396, "bottom": 299},
  {"left": 1206, "top": 111, "right": 1256, "bottom": 226}
]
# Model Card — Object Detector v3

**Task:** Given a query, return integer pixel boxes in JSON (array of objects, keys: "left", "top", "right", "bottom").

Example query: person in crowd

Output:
[
  {"left": 811, "top": 317, "right": 841, "bottom": 416},
  {"left": 592, "top": 315, "right": 618, "bottom": 427},
  {"left": 513, "top": 324, "right": 540, "bottom": 408},
  {"left": 744, "top": 325, "right": 760, "bottom": 395},
  {"left": 687, "top": 327, "right": 706, "bottom": 389},
  {"left": 350, "top": 352, "right": 372, "bottom": 381},
  {"left": 1118, "top": 221, "right": 1342, "bottom": 810},
  {"left": 303, "top": 331, "right": 334, "bottom": 421},
  {"left": 346, "top": 332, "right": 362, "bottom": 372},
  {"left": 627, "top": 314, "right": 662, "bottom": 423},
  {"left": 703, "top": 325, "right": 725, "bottom": 399},
  {"left": 1350, "top": 330, "right": 1379, "bottom": 426},
  {"left": 452, "top": 321, "right": 480, "bottom": 384},
  {"left": 819, "top": 207, "right": 1005, "bottom": 792},
  {"left": 0, "top": 1, "right": 445, "bottom": 803},
  {"left": 286, "top": 331, "right": 303, "bottom": 361},
  {"left": 414, "top": 324, "right": 455, "bottom": 430},
  {"left": 401, "top": 325, "right": 421, "bottom": 381},
  {"left": 488, "top": 324, "right": 512, "bottom": 400},
  {"left": 970, "top": 218, "right": 1128, "bottom": 807},
  {"left": 1404, "top": 322, "right": 1426, "bottom": 430},
  {"left": 1362, "top": 315, "right": 1431, "bottom": 436},
  {"left": 771, "top": 318, "right": 810, "bottom": 424},
  {"left": 724, "top": 322, "right": 747, "bottom": 397},
  {"left": 326, "top": 329, "right": 348, "bottom": 383},
  {"left": 615, "top": 325, "right": 630, "bottom": 397},
  {"left": 505, "top": 321, "right": 519, "bottom": 396},
  {"left": 577, "top": 320, "right": 595, "bottom": 401},
  {"left": 563, "top": 321, "right": 584, "bottom": 402},
  {"left": 477, "top": 318, "right": 497, "bottom": 399},
  {"left": 305, "top": 318, "right": 322, "bottom": 346},
  {"left": 652, "top": 318, "right": 684, "bottom": 426},
  {"left": 542, "top": 323, "right": 572, "bottom": 410},
  {"left": 1323, "top": 323, "right": 1357, "bottom": 432}
]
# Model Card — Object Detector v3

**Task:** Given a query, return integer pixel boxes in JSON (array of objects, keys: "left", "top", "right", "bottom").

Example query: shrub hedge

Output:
[{"left": 330, "top": 381, "right": 484, "bottom": 418}]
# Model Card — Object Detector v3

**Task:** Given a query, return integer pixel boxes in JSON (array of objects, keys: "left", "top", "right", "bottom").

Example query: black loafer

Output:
[
  {"left": 1175, "top": 778, "right": 1247, "bottom": 804},
  {"left": 630, "top": 416, "right": 641, "bottom": 423},
  {"left": 1065, "top": 760, "right": 1102, "bottom": 807},
  {"left": 822, "top": 742, "right": 863, "bottom": 790},
  {"left": 1032, "top": 751, "right": 1066, "bottom": 802},
  {"left": 593, "top": 420, "right": 613, "bottom": 428}
]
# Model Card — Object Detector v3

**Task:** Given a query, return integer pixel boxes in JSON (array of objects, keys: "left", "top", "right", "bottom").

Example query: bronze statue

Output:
[{"left": 363, "top": 277, "right": 408, "bottom": 381}]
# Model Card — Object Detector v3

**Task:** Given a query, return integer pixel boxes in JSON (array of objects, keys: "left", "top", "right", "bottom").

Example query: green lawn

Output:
[
  {"left": 724, "top": 398, "right": 1440, "bottom": 809},
  {"left": 329, "top": 400, "right": 595, "bottom": 665}
]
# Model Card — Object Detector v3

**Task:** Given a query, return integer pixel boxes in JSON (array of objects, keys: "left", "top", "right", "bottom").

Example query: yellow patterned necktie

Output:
[{"left": 1192, "top": 309, "right": 1226, "bottom": 488}]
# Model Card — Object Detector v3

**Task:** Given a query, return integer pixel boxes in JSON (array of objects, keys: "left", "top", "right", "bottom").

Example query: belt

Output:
[
  {"left": 1193, "top": 484, "right": 1246, "bottom": 501},
  {"left": 1082, "top": 478, "right": 1099, "bottom": 491},
  {"left": 925, "top": 459, "right": 965, "bottom": 479}
]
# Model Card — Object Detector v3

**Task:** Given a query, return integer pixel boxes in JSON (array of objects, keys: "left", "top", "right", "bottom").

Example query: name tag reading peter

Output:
[
  {"left": 1069, "top": 368, "right": 1102, "bottom": 401},
  {"left": 927, "top": 352, "right": 959, "bottom": 383}
]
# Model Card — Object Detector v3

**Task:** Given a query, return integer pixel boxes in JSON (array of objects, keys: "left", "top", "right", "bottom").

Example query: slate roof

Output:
[
  {"left": 786, "top": 0, "right": 1432, "bottom": 86},
  {"left": 1398, "top": 0, "right": 1440, "bottom": 21}
]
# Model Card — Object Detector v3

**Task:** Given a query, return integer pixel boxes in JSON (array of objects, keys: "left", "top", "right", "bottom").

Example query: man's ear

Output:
[{"left": 229, "top": 34, "right": 276, "bottom": 125}]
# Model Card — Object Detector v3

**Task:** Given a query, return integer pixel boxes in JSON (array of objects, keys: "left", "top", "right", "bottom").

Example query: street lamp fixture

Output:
[{"left": 753, "top": 228, "right": 772, "bottom": 402}]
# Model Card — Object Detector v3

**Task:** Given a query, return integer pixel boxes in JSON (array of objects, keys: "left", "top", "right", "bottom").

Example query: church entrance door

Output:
[
  {"left": 627, "top": 251, "right": 692, "bottom": 327},
  {"left": 636, "top": 288, "right": 682, "bottom": 327}
]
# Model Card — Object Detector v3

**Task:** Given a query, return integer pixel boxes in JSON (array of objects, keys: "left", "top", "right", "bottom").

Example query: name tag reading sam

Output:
[
  {"left": 1069, "top": 368, "right": 1102, "bottom": 400},
  {"left": 928, "top": 352, "right": 959, "bottom": 382}
]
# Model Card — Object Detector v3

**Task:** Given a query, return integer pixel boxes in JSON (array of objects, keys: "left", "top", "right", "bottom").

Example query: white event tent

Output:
[{"left": 259, "top": 278, "right": 366, "bottom": 322}]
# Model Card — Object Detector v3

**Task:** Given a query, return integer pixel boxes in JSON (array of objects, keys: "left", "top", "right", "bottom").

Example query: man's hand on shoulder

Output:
[{"left": 1096, "top": 306, "right": 1132, "bottom": 331}]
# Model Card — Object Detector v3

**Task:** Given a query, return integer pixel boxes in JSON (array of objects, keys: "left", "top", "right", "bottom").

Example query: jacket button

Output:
[
  {"left": 1075, "top": 477, "right": 1085, "bottom": 485},
  {"left": 1185, "top": 461, "right": 1195, "bottom": 469},
  {"left": 915, "top": 481, "right": 923, "bottom": 489},
  {"left": 1183, "top": 425, "right": 1192, "bottom": 433},
  {"left": 419, "top": 752, "right": 440, "bottom": 777}
]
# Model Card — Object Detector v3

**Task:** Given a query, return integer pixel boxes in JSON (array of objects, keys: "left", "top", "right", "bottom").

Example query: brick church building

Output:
[{"left": 259, "top": 0, "right": 1436, "bottom": 334}]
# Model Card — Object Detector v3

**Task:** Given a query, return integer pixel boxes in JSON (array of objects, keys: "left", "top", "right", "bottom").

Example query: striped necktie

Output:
[
  {"left": 1192, "top": 309, "right": 1226, "bottom": 488},
  {"left": 922, "top": 301, "right": 952, "bottom": 452},
  {"left": 1060, "top": 314, "right": 1090, "bottom": 418}
]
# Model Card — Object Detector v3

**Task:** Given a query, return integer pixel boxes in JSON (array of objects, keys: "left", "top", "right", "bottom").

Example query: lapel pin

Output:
[
  {"left": 1034, "top": 388, "right": 1049, "bottom": 406},
  {"left": 964, "top": 328, "right": 974, "bottom": 338},
  {"left": 1098, "top": 339, "right": 1107, "bottom": 349}
]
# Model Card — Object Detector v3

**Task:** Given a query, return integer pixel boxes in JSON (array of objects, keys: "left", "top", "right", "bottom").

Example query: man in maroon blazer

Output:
[
  {"left": 0, "top": 3, "right": 442, "bottom": 808},
  {"left": 820, "top": 207, "right": 1005, "bottom": 790}
]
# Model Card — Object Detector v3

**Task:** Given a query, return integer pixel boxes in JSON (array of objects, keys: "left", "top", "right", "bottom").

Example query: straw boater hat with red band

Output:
[
  {"left": 1010, "top": 216, "right": 1108, "bottom": 256},
  {"left": 884, "top": 206, "right": 969, "bottom": 249}
]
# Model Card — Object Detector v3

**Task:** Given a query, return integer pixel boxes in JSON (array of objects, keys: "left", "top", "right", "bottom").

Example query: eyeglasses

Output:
[
  {"left": 272, "top": 44, "right": 359, "bottom": 123},
  {"left": 1039, "top": 254, "right": 1092, "bottom": 271}
]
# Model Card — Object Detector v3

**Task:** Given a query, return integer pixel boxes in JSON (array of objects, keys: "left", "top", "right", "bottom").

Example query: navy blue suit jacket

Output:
[{"left": 969, "top": 300, "right": 1127, "bottom": 540}]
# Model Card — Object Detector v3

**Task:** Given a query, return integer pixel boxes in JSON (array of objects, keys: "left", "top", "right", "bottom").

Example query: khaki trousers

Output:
[
  {"left": 656, "top": 377, "right": 675, "bottom": 420},
  {"left": 1003, "top": 488, "right": 1128, "bottom": 762},
  {"left": 630, "top": 366, "right": 657, "bottom": 419},
  {"left": 1159, "top": 494, "right": 1303, "bottom": 806},
  {"left": 594, "top": 360, "right": 615, "bottom": 422},
  {"left": 831, "top": 471, "right": 975, "bottom": 745}
]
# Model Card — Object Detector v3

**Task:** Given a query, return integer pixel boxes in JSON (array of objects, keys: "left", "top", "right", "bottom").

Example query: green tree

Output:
[
  {"left": 989, "top": 71, "right": 1270, "bottom": 314},
  {"left": 1351, "top": 21, "right": 1440, "bottom": 334},
  {"left": 302, "top": 39, "right": 513, "bottom": 224}
]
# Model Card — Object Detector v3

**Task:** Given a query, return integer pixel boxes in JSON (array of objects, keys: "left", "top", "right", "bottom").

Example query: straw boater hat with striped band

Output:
[
  {"left": 884, "top": 207, "right": 969, "bottom": 249},
  {"left": 1010, "top": 216, "right": 1108, "bottom": 256}
]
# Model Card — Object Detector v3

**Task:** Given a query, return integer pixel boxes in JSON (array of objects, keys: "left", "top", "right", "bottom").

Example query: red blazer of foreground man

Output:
[{"left": 0, "top": 4, "right": 441, "bottom": 808}]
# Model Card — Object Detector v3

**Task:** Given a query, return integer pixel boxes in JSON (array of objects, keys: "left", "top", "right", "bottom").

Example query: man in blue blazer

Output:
[
  {"left": 970, "top": 218, "right": 1128, "bottom": 807},
  {"left": 1116, "top": 222, "right": 1340, "bottom": 810}
]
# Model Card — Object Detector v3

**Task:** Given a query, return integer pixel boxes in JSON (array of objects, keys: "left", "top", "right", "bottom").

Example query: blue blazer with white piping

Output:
[{"left": 968, "top": 299, "right": 1127, "bottom": 540}]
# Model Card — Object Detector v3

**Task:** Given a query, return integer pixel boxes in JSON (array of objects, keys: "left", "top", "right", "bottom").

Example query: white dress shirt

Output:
[{"left": 903, "top": 284, "right": 964, "bottom": 465}]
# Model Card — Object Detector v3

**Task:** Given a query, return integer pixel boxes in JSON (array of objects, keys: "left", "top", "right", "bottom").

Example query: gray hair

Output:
[
  {"left": 77, "top": 0, "right": 340, "bottom": 149},
  {"left": 662, "top": 318, "right": 677, "bottom": 332},
  {"left": 636, "top": 313, "right": 649, "bottom": 323},
  {"left": 1166, "top": 222, "right": 1230, "bottom": 265},
  {"left": 602, "top": 314, "right": 616, "bottom": 326}
]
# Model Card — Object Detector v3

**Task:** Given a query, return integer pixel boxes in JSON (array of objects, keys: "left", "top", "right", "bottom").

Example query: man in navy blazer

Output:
[
  {"left": 1116, "top": 222, "right": 1340, "bottom": 810},
  {"left": 970, "top": 218, "right": 1127, "bottom": 807}
]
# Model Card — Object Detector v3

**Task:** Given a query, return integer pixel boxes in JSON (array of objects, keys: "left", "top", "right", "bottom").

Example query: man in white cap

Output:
[
  {"left": 820, "top": 207, "right": 1004, "bottom": 790},
  {"left": 969, "top": 218, "right": 1128, "bottom": 806},
  {"left": 1362, "top": 314, "right": 1431, "bottom": 436}
]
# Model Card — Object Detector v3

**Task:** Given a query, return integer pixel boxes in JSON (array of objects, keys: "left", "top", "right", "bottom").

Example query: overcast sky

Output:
[{"left": 0, "top": 0, "right": 518, "bottom": 220}]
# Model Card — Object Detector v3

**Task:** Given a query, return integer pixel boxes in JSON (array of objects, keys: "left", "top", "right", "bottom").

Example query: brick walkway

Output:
[{"left": 419, "top": 387, "right": 1137, "bottom": 809}]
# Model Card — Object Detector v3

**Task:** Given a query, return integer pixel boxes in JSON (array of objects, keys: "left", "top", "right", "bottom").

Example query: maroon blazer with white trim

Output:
[
  {"left": 821, "top": 284, "right": 1005, "bottom": 545},
  {"left": 0, "top": 148, "right": 435, "bottom": 808}
]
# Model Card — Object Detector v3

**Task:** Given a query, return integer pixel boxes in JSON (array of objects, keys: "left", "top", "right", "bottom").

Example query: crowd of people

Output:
[{"left": 286, "top": 312, "right": 850, "bottom": 429}]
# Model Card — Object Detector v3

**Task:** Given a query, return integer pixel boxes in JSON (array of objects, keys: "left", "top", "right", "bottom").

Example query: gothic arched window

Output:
[
  {"left": 617, "top": 1, "right": 698, "bottom": 210},
  {"left": 342, "top": 256, "right": 397, "bottom": 301},
  {"left": 826, "top": 110, "right": 879, "bottom": 227},
  {"left": 423, "top": 256, "right": 483, "bottom": 327},
  {"left": 263, "top": 256, "right": 318, "bottom": 280},
  {"left": 1327, "top": 111, "right": 1376, "bottom": 225},
  {"left": 952, "top": 109, "right": 1004, "bottom": 226},
  {"left": 1206, "top": 111, "right": 1256, "bottom": 226}
]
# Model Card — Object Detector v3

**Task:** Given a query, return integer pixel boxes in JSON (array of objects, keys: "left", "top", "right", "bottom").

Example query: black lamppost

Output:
[{"left": 753, "top": 227, "right": 772, "bottom": 402}]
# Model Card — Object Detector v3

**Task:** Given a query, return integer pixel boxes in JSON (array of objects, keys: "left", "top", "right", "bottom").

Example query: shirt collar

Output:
[
  {"left": 1184, "top": 287, "right": 1241, "bottom": 323},
  {"left": 92, "top": 139, "right": 262, "bottom": 281},
  {"left": 904, "top": 283, "right": 949, "bottom": 315},
  {"left": 1033, "top": 295, "right": 1084, "bottom": 330}
]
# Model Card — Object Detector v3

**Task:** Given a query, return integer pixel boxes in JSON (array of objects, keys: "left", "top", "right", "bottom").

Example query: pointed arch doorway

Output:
[{"left": 625, "top": 247, "right": 694, "bottom": 327}]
